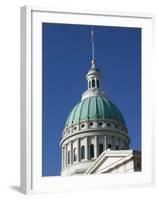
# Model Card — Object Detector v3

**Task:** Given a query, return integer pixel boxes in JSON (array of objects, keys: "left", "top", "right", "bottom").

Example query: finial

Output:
[{"left": 91, "top": 58, "right": 96, "bottom": 69}]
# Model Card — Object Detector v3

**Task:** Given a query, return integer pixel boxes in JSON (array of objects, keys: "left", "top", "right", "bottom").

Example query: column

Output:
[
  {"left": 70, "top": 141, "right": 73, "bottom": 164},
  {"left": 104, "top": 136, "right": 107, "bottom": 150},
  {"left": 64, "top": 145, "right": 67, "bottom": 168},
  {"left": 62, "top": 147, "right": 64, "bottom": 169},
  {"left": 95, "top": 136, "right": 98, "bottom": 158},
  {"left": 77, "top": 138, "right": 80, "bottom": 162},
  {"left": 95, "top": 77, "right": 97, "bottom": 88}
]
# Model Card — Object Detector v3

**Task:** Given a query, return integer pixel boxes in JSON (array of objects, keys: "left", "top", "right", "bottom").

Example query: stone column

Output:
[
  {"left": 95, "top": 77, "right": 97, "bottom": 88},
  {"left": 62, "top": 147, "right": 64, "bottom": 169},
  {"left": 95, "top": 136, "right": 98, "bottom": 158},
  {"left": 70, "top": 141, "right": 73, "bottom": 164},
  {"left": 64, "top": 145, "right": 67, "bottom": 167},
  {"left": 77, "top": 138, "right": 80, "bottom": 162},
  {"left": 104, "top": 136, "right": 107, "bottom": 150}
]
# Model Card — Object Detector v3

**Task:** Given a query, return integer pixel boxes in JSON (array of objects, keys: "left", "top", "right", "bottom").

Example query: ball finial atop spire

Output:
[{"left": 91, "top": 58, "right": 96, "bottom": 69}]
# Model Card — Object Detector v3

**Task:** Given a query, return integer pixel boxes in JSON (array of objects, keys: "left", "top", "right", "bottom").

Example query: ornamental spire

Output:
[
  {"left": 91, "top": 26, "right": 96, "bottom": 69},
  {"left": 81, "top": 26, "right": 106, "bottom": 100}
]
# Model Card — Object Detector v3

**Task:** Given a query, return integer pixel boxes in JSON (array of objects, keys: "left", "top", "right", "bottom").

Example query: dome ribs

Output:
[{"left": 65, "top": 96, "right": 126, "bottom": 128}]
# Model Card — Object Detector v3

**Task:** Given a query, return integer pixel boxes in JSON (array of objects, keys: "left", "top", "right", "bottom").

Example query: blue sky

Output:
[{"left": 42, "top": 23, "right": 141, "bottom": 176}]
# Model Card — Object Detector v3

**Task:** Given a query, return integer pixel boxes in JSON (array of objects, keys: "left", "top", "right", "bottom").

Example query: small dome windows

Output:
[
  {"left": 65, "top": 120, "right": 127, "bottom": 135},
  {"left": 81, "top": 124, "right": 85, "bottom": 129},
  {"left": 98, "top": 122, "right": 103, "bottom": 126},
  {"left": 97, "top": 79, "right": 100, "bottom": 88},
  {"left": 92, "top": 79, "right": 95, "bottom": 88},
  {"left": 88, "top": 79, "right": 99, "bottom": 89}
]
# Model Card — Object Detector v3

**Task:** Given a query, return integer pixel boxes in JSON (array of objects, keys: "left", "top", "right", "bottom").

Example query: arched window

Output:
[
  {"left": 67, "top": 151, "right": 70, "bottom": 164},
  {"left": 99, "top": 143, "right": 104, "bottom": 155},
  {"left": 97, "top": 80, "right": 99, "bottom": 88},
  {"left": 81, "top": 145, "right": 85, "bottom": 160},
  {"left": 92, "top": 79, "right": 95, "bottom": 88},
  {"left": 73, "top": 148, "right": 77, "bottom": 162},
  {"left": 107, "top": 144, "right": 112, "bottom": 149},
  {"left": 137, "top": 162, "right": 141, "bottom": 169},
  {"left": 107, "top": 123, "right": 111, "bottom": 127},
  {"left": 90, "top": 144, "right": 94, "bottom": 158}
]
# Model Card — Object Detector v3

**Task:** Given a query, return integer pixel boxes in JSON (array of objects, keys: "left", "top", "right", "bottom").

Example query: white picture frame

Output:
[{"left": 21, "top": 5, "right": 154, "bottom": 194}]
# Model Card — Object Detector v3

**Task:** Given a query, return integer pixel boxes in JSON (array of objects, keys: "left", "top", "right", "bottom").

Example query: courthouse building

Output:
[{"left": 60, "top": 29, "right": 141, "bottom": 176}]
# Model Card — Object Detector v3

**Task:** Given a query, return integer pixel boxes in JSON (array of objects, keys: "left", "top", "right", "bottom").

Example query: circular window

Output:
[
  {"left": 98, "top": 122, "right": 103, "bottom": 126},
  {"left": 81, "top": 124, "right": 85, "bottom": 128},
  {"left": 89, "top": 122, "right": 93, "bottom": 126}
]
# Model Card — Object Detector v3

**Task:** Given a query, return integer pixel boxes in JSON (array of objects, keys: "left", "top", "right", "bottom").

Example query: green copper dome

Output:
[{"left": 65, "top": 96, "right": 126, "bottom": 128}]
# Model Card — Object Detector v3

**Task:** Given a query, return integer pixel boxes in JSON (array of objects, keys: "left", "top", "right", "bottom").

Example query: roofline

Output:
[{"left": 85, "top": 149, "right": 141, "bottom": 174}]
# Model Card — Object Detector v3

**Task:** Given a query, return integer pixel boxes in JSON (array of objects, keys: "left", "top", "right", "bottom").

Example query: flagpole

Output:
[{"left": 91, "top": 26, "right": 95, "bottom": 61}]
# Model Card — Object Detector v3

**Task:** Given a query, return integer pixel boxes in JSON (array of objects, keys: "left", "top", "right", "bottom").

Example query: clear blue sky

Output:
[{"left": 42, "top": 23, "right": 141, "bottom": 176}]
